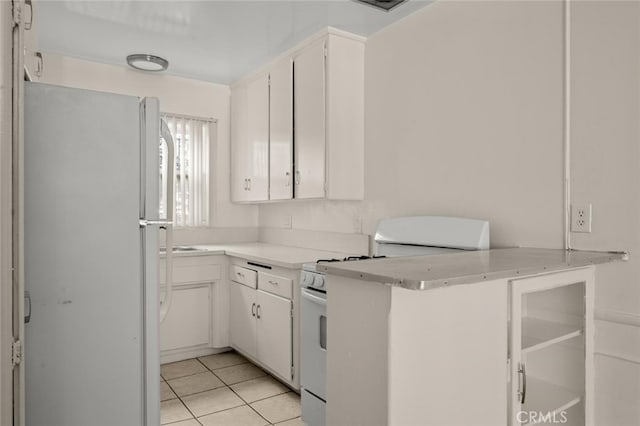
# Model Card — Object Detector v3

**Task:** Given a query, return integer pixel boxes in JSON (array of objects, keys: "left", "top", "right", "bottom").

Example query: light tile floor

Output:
[{"left": 160, "top": 351, "right": 306, "bottom": 426}]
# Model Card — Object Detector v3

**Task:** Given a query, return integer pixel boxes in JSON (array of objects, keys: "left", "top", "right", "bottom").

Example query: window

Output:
[{"left": 160, "top": 114, "right": 212, "bottom": 227}]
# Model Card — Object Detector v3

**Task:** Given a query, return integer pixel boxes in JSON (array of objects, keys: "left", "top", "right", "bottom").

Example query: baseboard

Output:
[
  {"left": 595, "top": 307, "right": 640, "bottom": 327},
  {"left": 594, "top": 309, "right": 640, "bottom": 365},
  {"left": 160, "top": 346, "right": 231, "bottom": 365}
]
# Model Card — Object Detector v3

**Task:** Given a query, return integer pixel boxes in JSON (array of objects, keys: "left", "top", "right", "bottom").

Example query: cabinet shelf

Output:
[
  {"left": 522, "top": 317, "right": 583, "bottom": 354},
  {"left": 523, "top": 377, "right": 582, "bottom": 425}
]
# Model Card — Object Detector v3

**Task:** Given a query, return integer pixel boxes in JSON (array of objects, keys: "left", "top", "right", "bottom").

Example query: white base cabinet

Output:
[
  {"left": 161, "top": 285, "right": 211, "bottom": 351},
  {"left": 160, "top": 254, "right": 226, "bottom": 364},
  {"left": 229, "top": 280, "right": 258, "bottom": 357},
  {"left": 230, "top": 282, "right": 293, "bottom": 381},
  {"left": 509, "top": 268, "right": 594, "bottom": 426},
  {"left": 327, "top": 267, "right": 595, "bottom": 426},
  {"left": 228, "top": 261, "right": 298, "bottom": 388},
  {"left": 255, "top": 289, "right": 293, "bottom": 382}
]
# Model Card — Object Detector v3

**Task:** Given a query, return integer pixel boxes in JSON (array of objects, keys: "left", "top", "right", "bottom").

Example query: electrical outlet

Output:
[{"left": 571, "top": 203, "right": 592, "bottom": 233}]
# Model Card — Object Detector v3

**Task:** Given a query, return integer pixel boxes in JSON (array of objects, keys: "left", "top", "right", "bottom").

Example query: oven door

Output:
[{"left": 300, "top": 287, "right": 327, "bottom": 401}]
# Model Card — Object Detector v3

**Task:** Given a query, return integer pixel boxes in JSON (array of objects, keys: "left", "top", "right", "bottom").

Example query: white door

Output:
[
  {"left": 229, "top": 282, "right": 257, "bottom": 358},
  {"left": 230, "top": 84, "right": 250, "bottom": 202},
  {"left": 269, "top": 58, "right": 293, "bottom": 200},
  {"left": 160, "top": 286, "right": 211, "bottom": 351},
  {"left": 257, "top": 290, "right": 292, "bottom": 381},
  {"left": 246, "top": 74, "right": 269, "bottom": 201},
  {"left": 294, "top": 40, "right": 326, "bottom": 199}
]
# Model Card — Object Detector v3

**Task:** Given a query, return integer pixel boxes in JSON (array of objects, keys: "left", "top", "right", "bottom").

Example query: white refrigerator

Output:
[{"left": 24, "top": 82, "right": 172, "bottom": 426}]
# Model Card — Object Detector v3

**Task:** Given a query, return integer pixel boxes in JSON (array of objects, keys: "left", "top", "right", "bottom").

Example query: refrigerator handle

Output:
[{"left": 159, "top": 119, "right": 175, "bottom": 323}]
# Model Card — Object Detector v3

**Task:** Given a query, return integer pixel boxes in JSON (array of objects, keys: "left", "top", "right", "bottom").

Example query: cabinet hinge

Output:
[
  {"left": 291, "top": 365, "right": 295, "bottom": 380},
  {"left": 323, "top": 43, "right": 328, "bottom": 57},
  {"left": 12, "top": 340, "right": 22, "bottom": 367},
  {"left": 290, "top": 305, "right": 294, "bottom": 318},
  {"left": 12, "top": 2, "right": 22, "bottom": 26}
]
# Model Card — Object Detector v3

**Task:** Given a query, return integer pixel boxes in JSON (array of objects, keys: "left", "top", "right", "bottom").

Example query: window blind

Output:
[{"left": 160, "top": 114, "right": 211, "bottom": 227}]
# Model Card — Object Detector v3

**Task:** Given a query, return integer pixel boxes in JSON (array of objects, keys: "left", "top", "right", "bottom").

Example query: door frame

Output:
[{"left": 3, "top": 1, "right": 26, "bottom": 425}]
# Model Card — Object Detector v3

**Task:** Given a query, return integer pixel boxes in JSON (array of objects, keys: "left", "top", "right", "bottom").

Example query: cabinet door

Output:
[
  {"left": 231, "top": 84, "right": 250, "bottom": 202},
  {"left": 246, "top": 74, "right": 269, "bottom": 201},
  {"left": 509, "top": 268, "right": 594, "bottom": 426},
  {"left": 294, "top": 40, "right": 326, "bottom": 199},
  {"left": 269, "top": 58, "right": 293, "bottom": 200},
  {"left": 257, "top": 290, "right": 292, "bottom": 381},
  {"left": 160, "top": 286, "right": 211, "bottom": 351},
  {"left": 229, "top": 282, "right": 257, "bottom": 358}
]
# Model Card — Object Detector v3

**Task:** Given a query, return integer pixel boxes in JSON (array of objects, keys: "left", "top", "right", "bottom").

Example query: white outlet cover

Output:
[{"left": 571, "top": 204, "right": 592, "bottom": 233}]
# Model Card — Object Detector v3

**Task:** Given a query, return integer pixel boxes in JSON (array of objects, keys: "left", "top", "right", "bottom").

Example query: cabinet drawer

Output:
[
  {"left": 161, "top": 257, "right": 221, "bottom": 285},
  {"left": 258, "top": 271, "right": 293, "bottom": 299},
  {"left": 230, "top": 265, "right": 257, "bottom": 288}
]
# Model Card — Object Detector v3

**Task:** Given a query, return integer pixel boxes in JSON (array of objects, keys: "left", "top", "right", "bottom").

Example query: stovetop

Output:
[{"left": 303, "top": 255, "right": 386, "bottom": 273}]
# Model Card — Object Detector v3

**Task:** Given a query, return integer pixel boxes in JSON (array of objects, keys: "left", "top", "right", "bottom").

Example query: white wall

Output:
[
  {"left": 569, "top": 2, "right": 640, "bottom": 425},
  {"left": 40, "top": 53, "right": 258, "bottom": 243},
  {"left": 261, "top": 0, "right": 565, "bottom": 248},
  {"left": 258, "top": 1, "right": 640, "bottom": 424}
]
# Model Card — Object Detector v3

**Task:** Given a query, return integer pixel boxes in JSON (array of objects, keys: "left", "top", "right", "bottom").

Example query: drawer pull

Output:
[
  {"left": 256, "top": 304, "right": 261, "bottom": 319},
  {"left": 251, "top": 302, "right": 256, "bottom": 317},
  {"left": 268, "top": 280, "right": 279, "bottom": 285},
  {"left": 237, "top": 272, "right": 245, "bottom": 278}
]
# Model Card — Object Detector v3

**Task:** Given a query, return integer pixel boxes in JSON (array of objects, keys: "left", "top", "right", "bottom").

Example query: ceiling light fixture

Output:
[
  {"left": 126, "top": 54, "right": 169, "bottom": 72},
  {"left": 355, "top": 0, "right": 409, "bottom": 12}
]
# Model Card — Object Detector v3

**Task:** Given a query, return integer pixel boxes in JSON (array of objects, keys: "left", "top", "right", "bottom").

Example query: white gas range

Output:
[{"left": 299, "top": 216, "right": 490, "bottom": 426}]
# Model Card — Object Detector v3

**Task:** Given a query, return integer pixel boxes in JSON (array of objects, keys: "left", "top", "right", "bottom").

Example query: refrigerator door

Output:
[
  {"left": 140, "top": 97, "right": 161, "bottom": 426},
  {"left": 24, "top": 83, "right": 147, "bottom": 426}
]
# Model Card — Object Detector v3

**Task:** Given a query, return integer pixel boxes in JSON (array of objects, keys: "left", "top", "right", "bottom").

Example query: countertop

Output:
[
  {"left": 316, "top": 247, "right": 627, "bottom": 290},
  {"left": 166, "top": 242, "right": 356, "bottom": 269}
]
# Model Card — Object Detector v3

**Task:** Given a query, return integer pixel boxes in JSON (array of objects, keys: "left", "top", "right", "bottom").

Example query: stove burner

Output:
[{"left": 317, "top": 255, "right": 387, "bottom": 264}]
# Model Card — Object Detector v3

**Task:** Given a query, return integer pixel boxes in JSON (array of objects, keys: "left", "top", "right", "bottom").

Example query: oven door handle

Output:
[{"left": 301, "top": 288, "right": 327, "bottom": 306}]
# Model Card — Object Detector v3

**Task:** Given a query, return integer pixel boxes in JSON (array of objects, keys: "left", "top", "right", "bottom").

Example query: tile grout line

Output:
[
  {"left": 225, "top": 381, "right": 274, "bottom": 425},
  {"left": 162, "top": 354, "right": 303, "bottom": 425}
]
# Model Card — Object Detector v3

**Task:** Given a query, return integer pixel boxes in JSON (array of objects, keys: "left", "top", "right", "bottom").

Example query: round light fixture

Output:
[{"left": 126, "top": 54, "right": 169, "bottom": 72}]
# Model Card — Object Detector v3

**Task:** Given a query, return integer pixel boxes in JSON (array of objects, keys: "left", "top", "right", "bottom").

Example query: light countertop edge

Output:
[
  {"left": 317, "top": 248, "right": 627, "bottom": 290},
  {"left": 161, "top": 242, "right": 358, "bottom": 269}
]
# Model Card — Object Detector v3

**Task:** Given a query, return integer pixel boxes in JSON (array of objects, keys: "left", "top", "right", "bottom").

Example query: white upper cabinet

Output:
[
  {"left": 231, "top": 84, "right": 250, "bottom": 202},
  {"left": 246, "top": 73, "right": 270, "bottom": 201},
  {"left": 230, "top": 28, "right": 364, "bottom": 203},
  {"left": 269, "top": 58, "right": 294, "bottom": 201},
  {"left": 293, "top": 40, "right": 326, "bottom": 199},
  {"left": 231, "top": 74, "right": 269, "bottom": 202},
  {"left": 294, "top": 32, "right": 364, "bottom": 200}
]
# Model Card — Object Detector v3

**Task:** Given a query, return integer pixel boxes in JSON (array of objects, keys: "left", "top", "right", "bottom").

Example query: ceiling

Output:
[{"left": 37, "top": 0, "right": 432, "bottom": 85}]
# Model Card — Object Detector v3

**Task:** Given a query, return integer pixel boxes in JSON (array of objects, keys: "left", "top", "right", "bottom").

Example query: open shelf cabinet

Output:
[{"left": 509, "top": 268, "right": 594, "bottom": 426}]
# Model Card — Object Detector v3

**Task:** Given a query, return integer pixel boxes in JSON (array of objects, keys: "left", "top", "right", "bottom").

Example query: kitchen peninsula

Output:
[{"left": 320, "top": 248, "right": 626, "bottom": 426}]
